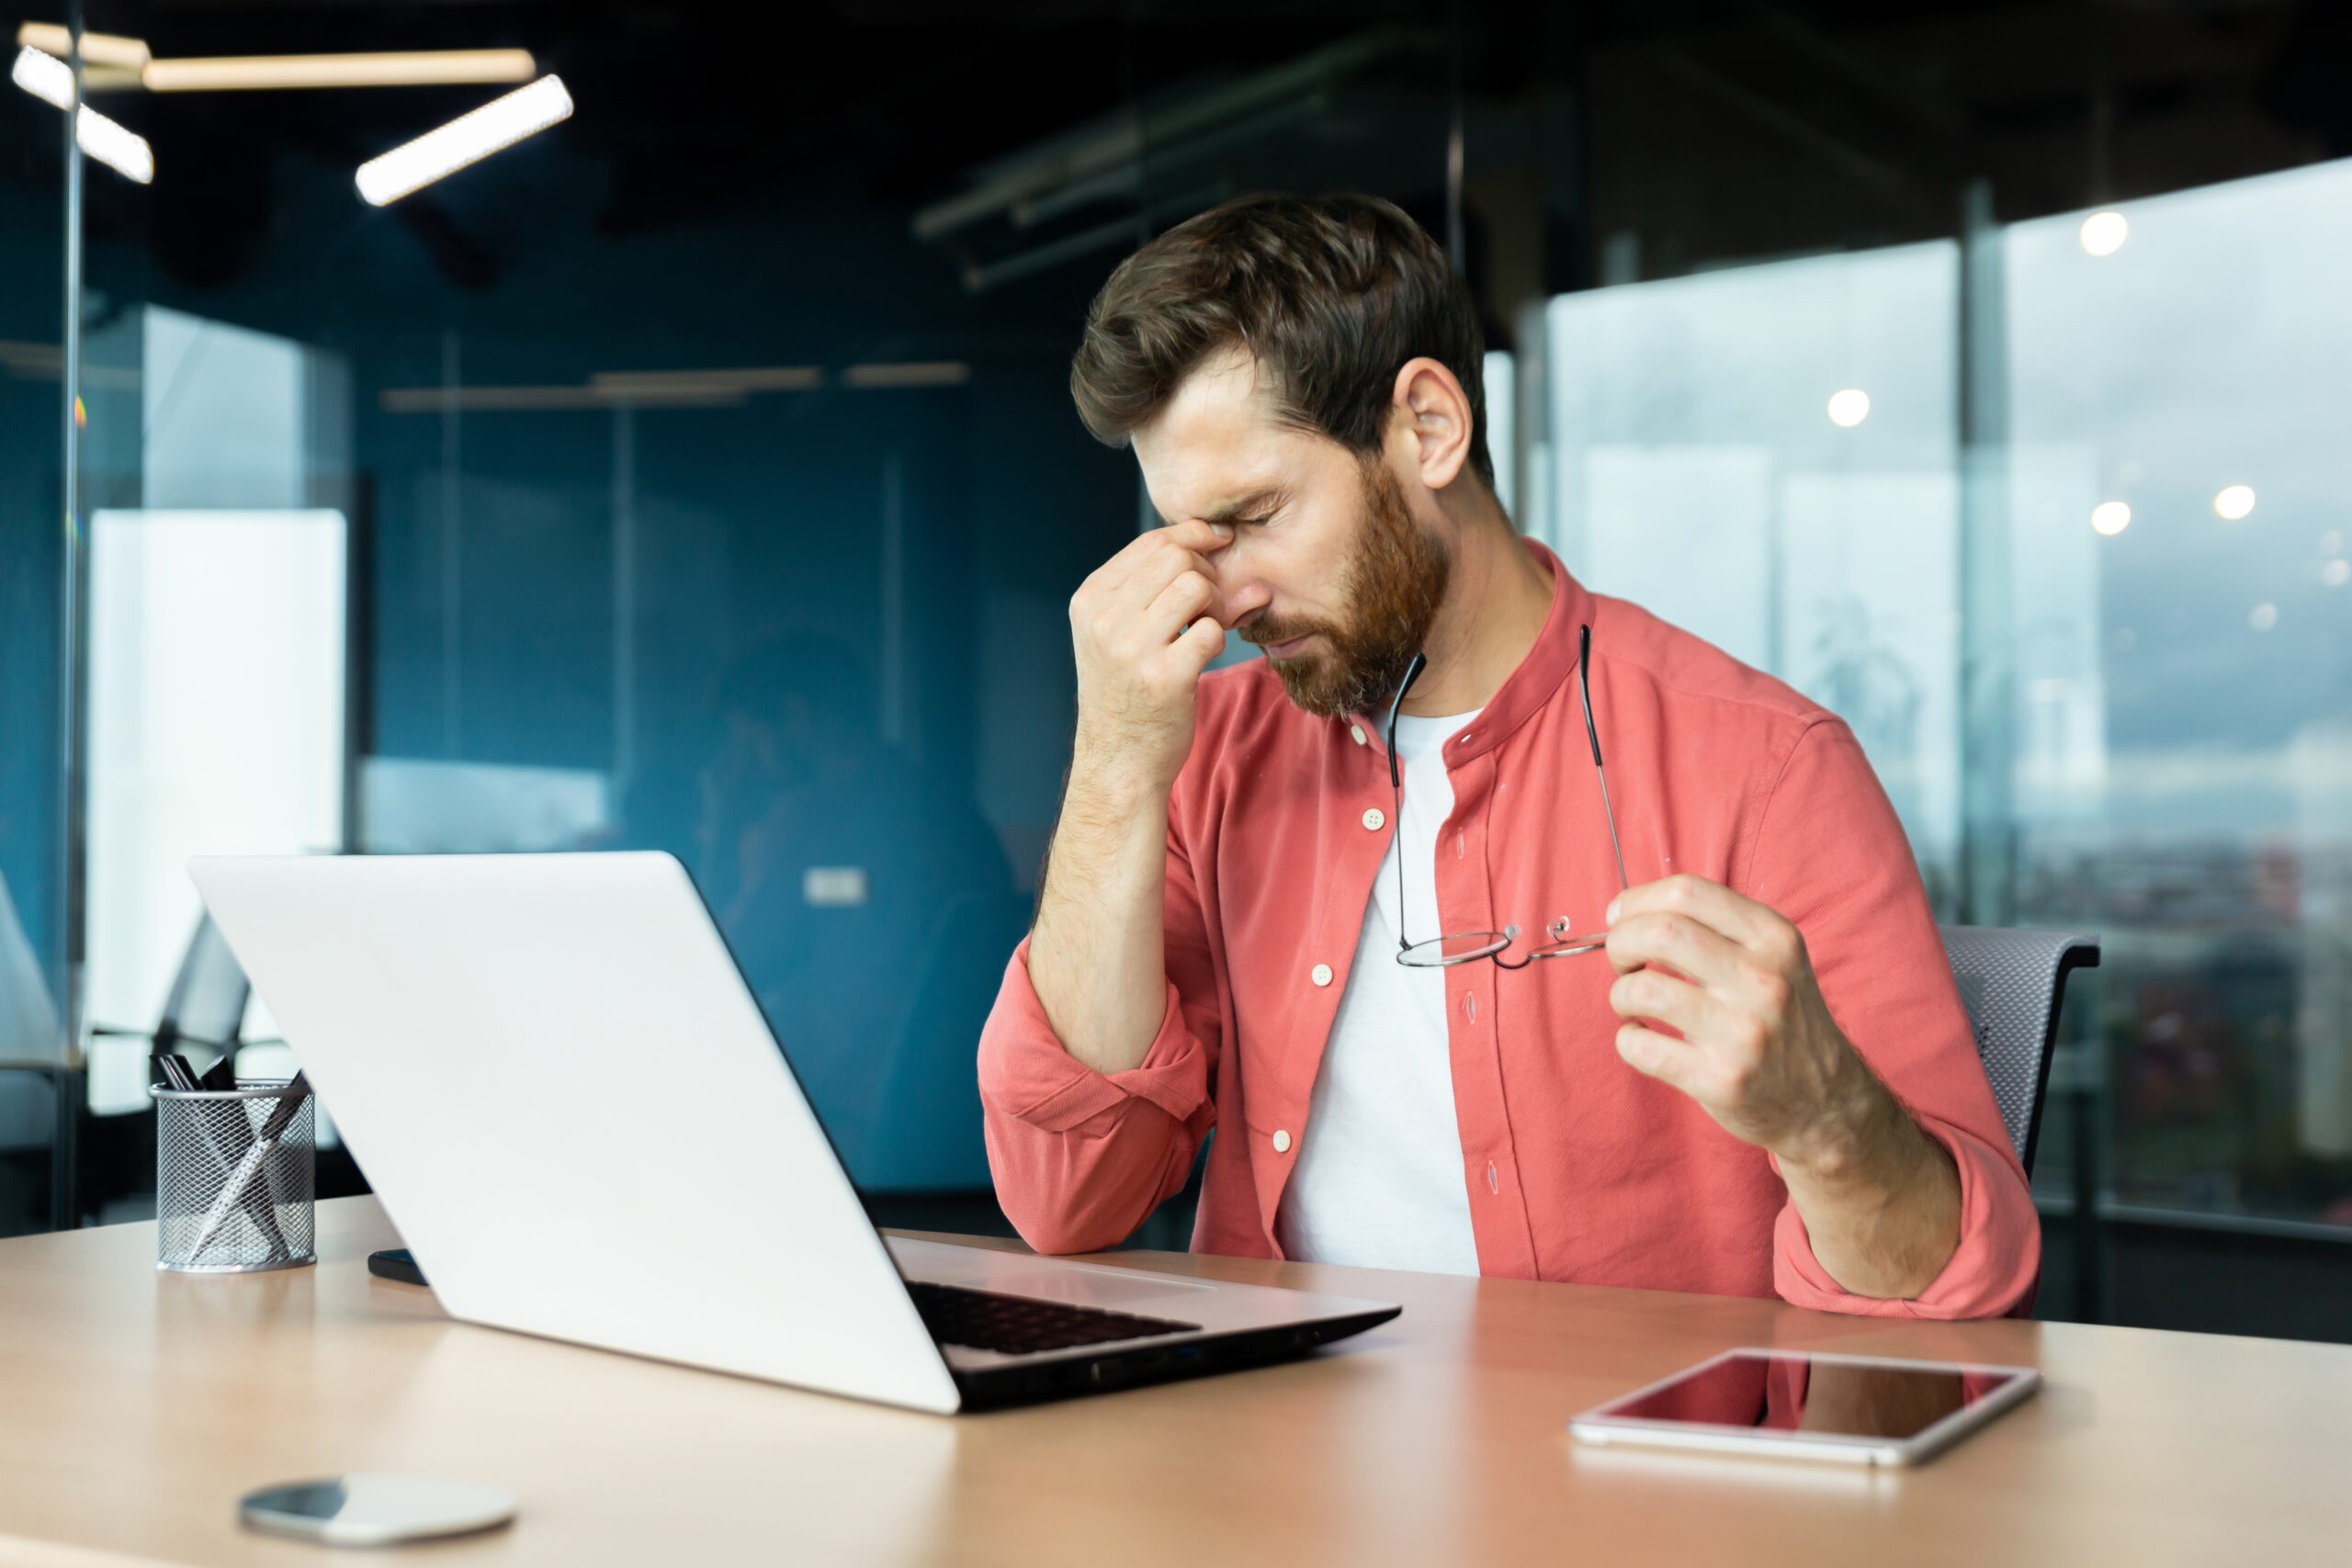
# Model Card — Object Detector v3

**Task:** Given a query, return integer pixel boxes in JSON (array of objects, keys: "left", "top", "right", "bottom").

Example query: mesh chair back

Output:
[
  {"left": 157, "top": 914, "right": 251, "bottom": 1053},
  {"left": 1938, "top": 925, "right": 2099, "bottom": 1173}
]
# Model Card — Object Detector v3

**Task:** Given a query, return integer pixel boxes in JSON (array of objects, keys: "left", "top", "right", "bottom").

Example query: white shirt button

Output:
[
  {"left": 1362, "top": 807, "right": 1385, "bottom": 831},
  {"left": 1350, "top": 724, "right": 1367, "bottom": 745},
  {"left": 1272, "top": 1129, "right": 1293, "bottom": 1154},
  {"left": 1310, "top": 963, "right": 1333, "bottom": 987}
]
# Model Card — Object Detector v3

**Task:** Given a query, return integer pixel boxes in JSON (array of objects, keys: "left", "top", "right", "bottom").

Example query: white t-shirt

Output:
[{"left": 1274, "top": 707, "right": 1482, "bottom": 1275}]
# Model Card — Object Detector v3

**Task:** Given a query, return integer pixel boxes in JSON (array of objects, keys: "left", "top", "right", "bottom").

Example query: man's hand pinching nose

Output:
[
  {"left": 1154, "top": 519, "right": 1233, "bottom": 642},
  {"left": 1066, "top": 517, "right": 1238, "bottom": 794}
]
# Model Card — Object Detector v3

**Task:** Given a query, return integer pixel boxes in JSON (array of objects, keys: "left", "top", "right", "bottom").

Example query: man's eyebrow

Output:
[{"left": 1159, "top": 487, "right": 1282, "bottom": 527}]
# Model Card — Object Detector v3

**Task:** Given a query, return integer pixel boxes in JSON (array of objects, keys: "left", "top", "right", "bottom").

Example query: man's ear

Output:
[{"left": 1389, "top": 356, "right": 1475, "bottom": 492}]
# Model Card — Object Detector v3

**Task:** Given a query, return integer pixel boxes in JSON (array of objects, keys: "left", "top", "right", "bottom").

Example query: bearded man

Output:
[{"left": 975, "top": 193, "right": 2037, "bottom": 1318}]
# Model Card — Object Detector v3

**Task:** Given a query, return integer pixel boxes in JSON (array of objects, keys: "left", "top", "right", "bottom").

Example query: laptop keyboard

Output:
[{"left": 907, "top": 1281, "right": 1202, "bottom": 1355}]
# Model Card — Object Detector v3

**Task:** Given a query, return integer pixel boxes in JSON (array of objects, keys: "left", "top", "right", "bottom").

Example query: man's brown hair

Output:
[{"left": 1069, "top": 192, "right": 1496, "bottom": 493}]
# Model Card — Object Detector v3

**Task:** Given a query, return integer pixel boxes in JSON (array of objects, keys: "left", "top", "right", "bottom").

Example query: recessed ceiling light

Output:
[
  {"left": 2079, "top": 210, "right": 2128, "bottom": 257},
  {"left": 2090, "top": 501, "right": 2131, "bottom": 536}
]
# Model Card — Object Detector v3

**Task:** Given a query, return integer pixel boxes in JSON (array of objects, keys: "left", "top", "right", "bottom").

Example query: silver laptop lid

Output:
[{"left": 188, "top": 852, "right": 962, "bottom": 1414}]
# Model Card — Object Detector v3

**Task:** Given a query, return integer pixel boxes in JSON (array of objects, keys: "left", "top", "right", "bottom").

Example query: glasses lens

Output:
[
  {"left": 1397, "top": 931, "right": 1513, "bottom": 967},
  {"left": 1525, "top": 926, "right": 1610, "bottom": 961}
]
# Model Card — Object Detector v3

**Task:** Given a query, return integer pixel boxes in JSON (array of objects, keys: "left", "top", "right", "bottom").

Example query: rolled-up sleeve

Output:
[
  {"left": 976, "top": 828, "right": 1221, "bottom": 1256},
  {"left": 1741, "top": 718, "right": 2041, "bottom": 1319}
]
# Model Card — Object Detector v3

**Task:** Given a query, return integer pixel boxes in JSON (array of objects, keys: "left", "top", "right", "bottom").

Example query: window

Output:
[{"left": 1542, "top": 161, "right": 2352, "bottom": 1227}]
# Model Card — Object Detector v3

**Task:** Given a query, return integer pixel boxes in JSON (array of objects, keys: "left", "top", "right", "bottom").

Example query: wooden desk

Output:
[{"left": 1, "top": 1197, "right": 2346, "bottom": 1566}]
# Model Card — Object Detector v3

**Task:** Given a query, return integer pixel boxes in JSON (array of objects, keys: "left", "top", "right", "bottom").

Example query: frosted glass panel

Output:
[{"left": 85, "top": 510, "right": 346, "bottom": 1111}]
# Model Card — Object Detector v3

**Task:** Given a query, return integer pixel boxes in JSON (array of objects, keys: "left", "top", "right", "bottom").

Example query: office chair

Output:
[
  {"left": 92, "top": 913, "right": 254, "bottom": 1068},
  {"left": 0, "top": 875, "right": 70, "bottom": 1231},
  {"left": 1938, "top": 925, "right": 2100, "bottom": 1175}
]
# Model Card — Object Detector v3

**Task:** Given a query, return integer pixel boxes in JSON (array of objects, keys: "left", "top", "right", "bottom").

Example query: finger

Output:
[
  {"left": 1140, "top": 570, "right": 1222, "bottom": 647},
  {"left": 1102, "top": 520, "right": 1232, "bottom": 592},
  {"left": 1608, "top": 964, "right": 1749, "bottom": 1045},
  {"left": 1614, "top": 1021, "right": 1707, "bottom": 1096},
  {"left": 1164, "top": 518, "right": 1236, "bottom": 555},
  {"left": 1162, "top": 611, "right": 1230, "bottom": 676},
  {"left": 1604, "top": 909, "right": 1747, "bottom": 986},
  {"left": 1607, "top": 874, "right": 1780, "bottom": 952},
  {"left": 1119, "top": 539, "right": 1227, "bottom": 618}
]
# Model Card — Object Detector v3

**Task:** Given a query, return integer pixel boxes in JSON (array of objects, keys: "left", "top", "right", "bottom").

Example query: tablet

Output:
[{"left": 1567, "top": 1348, "right": 2041, "bottom": 1466}]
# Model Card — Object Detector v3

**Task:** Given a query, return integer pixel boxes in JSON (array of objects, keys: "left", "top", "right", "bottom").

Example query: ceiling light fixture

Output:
[
  {"left": 355, "top": 74, "right": 571, "bottom": 206},
  {"left": 145, "top": 49, "right": 537, "bottom": 94},
  {"left": 841, "top": 362, "right": 971, "bottom": 389},
  {"left": 74, "top": 100, "right": 153, "bottom": 183},
  {"left": 12, "top": 42, "right": 72, "bottom": 107},
  {"left": 15, "top": 23, "right": 149, "bottom": 70},
  {"left": 2090, "top": 501, "right": 2132, "bottom": 536},
  {"left": 2212, "top": 484, "right": 2256, "bottom": 522},
  {"left": 1826, "top": 388, "right": 1870, "bottom": 428},
  {"left": 588, "top": 367, "right": 823, "bottom": 395},
  {"left": 14, "top": 47, "right": 154, "bottom": 183},
  {"left": 379, "top": 384, "right": 750, "bottom": 414}
]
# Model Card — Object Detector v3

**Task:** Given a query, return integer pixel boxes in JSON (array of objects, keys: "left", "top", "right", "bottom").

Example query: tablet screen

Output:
[{"left": 1602, "top": 1351, "right": 2029, "bottom": 1440}]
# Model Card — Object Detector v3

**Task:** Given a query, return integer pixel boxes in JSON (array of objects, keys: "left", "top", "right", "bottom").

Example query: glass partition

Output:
[
  {"left": 13, "top": 4, "right": 2352, "bottom": 1298},
  {"left": 40, "top": 2, "right": 1457, "bottom": 1224},
  {"left": 2001, "top": 164, "right": 2352, "bottom": 1223},
  {"left": 0, "top": 6, "right": 70, "bottom": 1235},
  {"left": 1541, "top": 161, "right": 2352, "bottom": 1230}
]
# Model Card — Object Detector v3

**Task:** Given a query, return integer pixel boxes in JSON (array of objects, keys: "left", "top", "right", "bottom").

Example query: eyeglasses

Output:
[{"left": 1385, "top": 623, "right": 1629, "bottom": 969}]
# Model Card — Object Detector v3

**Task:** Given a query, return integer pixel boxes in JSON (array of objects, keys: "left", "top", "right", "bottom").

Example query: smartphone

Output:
[
  {"left": 367, "top": 1247, "right": 429, "bottom": 1287},
  {"left": 241, "top": 1473, "right": 514, "bottom": 1545}
]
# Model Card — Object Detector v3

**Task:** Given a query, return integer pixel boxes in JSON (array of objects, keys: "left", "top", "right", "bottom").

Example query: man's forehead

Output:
[{"left": 1134, "top": 348, "right": 1292, "bottom": 523}]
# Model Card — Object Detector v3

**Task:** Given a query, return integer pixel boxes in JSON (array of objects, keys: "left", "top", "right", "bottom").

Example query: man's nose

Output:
[{"left": 1218, "top": 578, "right": 1272, "bottom": 626}]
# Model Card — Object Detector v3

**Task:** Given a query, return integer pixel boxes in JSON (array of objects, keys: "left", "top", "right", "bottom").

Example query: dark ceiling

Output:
[{"left": 12, "top": 1, "right": 2346, "bottom": 301}]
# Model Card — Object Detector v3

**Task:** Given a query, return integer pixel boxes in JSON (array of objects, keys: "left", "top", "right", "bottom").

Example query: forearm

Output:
[
  {"left": 1026, "top": 757, "right": 1173, "bottom": 1077},
  {"left": 1777, "top": 1081, "right": 1962, "bottom": 1300}
]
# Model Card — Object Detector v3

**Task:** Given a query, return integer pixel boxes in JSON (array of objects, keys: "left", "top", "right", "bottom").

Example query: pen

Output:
[{"left": 185, "top": 1073, "right": 311, "bottom": 1263}]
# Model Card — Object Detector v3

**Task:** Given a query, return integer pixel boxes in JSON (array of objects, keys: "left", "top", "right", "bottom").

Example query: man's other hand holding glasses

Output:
[
  {"left": 1602, "top": 873, "right": 1965, "bottom": 1301},
  {"left": 1384, "top": 619, "right": 1965, "bottom": 1300}
]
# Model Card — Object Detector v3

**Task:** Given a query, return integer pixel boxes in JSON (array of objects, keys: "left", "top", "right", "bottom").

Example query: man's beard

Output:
[{"left": 1245, "top": 460, "right": 1452, "bottom": 718}]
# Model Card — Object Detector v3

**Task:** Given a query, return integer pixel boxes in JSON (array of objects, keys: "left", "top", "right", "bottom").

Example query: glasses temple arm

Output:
[
  {"left": 1385, "top": 654, "right": 1426, "bottom": 953},
  {"left": 1589, "top": 625, "right": 1627, "bottom": 893},
  {"left": 1595, "top": 761, "right": 1630, "bottom": 893}
]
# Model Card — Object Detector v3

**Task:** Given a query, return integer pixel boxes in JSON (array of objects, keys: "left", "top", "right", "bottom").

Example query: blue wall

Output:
[{"left": 26, "top": 129, "right": 1139, "bottom": 1186}]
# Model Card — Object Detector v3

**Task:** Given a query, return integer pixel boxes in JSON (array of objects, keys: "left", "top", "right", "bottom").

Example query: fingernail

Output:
[
  {"left": 1209, "top": 522, "right": 1234, "bottom": 539},
  {"left": 1605, "top": 897, "right": 1621, "bottom": 923}
]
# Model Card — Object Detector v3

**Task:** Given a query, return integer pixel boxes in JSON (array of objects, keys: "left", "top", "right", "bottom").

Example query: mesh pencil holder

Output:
[{"left": 152, "top": 1077, "right": 317, "bottom": 1273}]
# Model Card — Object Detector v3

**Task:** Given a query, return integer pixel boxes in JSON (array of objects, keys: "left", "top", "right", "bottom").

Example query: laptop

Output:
[{"left": 187, "top": 852, "right": 1398, "bottom": 1414}]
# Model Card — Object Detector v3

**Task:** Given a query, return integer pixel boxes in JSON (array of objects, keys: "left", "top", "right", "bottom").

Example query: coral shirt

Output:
[{"left": 977, "top": 540, "right": 2039, "bottom": 1318}]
